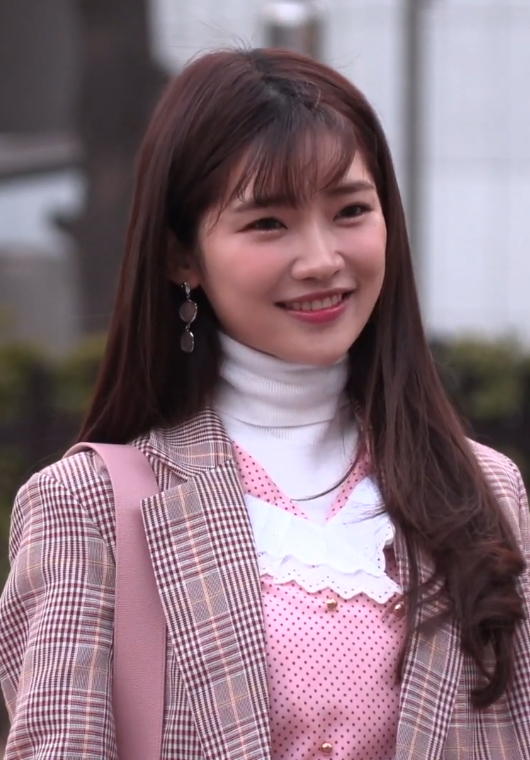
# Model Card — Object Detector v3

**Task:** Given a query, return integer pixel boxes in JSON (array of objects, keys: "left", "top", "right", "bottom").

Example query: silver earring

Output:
[{"left": 179, "top": 282, "right": 197, "bottom": 353}]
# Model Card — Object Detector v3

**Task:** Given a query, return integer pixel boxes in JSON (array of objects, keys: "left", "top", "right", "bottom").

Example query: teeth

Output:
[{"left": 288, "top": 294, "right": 343, "bottom": 312}]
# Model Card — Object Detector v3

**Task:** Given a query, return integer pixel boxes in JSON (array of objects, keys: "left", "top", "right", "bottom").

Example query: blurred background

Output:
[{"left": 1, "top": 0, "right": 530, "bottom": 745}]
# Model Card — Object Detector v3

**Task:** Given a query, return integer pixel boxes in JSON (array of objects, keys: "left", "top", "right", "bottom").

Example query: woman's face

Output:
[{"left": 177, "top": 150, "right": 386, "bottom": 366}]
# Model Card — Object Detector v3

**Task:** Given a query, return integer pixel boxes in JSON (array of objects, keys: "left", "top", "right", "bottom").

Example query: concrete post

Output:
[{"left": 262, "top": 1, "right": 325, "bottom": 60}]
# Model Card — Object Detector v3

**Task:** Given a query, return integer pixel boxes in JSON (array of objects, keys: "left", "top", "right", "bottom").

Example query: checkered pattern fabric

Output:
[{"left": 0, "top": 409, "right": 530, "bottom": 759}]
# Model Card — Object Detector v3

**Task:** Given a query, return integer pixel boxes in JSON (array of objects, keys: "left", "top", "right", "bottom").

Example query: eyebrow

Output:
[
  {"left": 230, "top": 180, "right": 376, "bottom": 214},
  {"left": 324, "top": 180, "right": 376, "bottom": 197}
]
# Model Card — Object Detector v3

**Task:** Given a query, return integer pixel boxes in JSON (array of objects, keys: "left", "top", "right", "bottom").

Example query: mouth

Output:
[{"left": 279, "top": 290, "right": 353, "bottom": 313}]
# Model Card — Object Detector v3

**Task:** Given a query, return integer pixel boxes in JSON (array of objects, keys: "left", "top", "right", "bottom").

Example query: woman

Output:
[{"left": 1, "top": 47, "right": 529, "bottom": 760}]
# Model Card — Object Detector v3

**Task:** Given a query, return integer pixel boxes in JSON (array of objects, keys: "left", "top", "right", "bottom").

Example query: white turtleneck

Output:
[{"left": 213, "top": 333, "right": 358, "bottom": 525}]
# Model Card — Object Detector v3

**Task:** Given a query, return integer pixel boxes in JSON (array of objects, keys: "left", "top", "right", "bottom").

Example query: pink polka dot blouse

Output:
[{"left": 233, "top": 444, "right": 405, "bottom": 760}]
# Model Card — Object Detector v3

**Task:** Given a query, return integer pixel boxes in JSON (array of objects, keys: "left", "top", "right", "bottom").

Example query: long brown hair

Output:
[{"left": 79, "top": 48, "right": 525, "bottom": 707}]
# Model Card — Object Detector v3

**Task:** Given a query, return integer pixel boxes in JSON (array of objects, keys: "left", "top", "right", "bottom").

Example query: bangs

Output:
[{"left": 224, "top": 108, "right": 359, "bottom": 209}]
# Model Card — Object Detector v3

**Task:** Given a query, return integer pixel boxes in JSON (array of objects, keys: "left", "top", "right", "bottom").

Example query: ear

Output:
[{"left": 166, "top": 231, "right": 201, "bottom": 289}]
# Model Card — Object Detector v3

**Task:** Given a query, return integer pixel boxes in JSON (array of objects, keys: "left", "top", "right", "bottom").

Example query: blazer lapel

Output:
[
  {"left": 394, "top": 530, "right": 463, "bottom": 760},
  {"left": 140, "top": 413, "right": 271, "bottom": 760}
]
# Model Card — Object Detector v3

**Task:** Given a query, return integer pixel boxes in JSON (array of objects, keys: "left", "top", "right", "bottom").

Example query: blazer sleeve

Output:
[{"left": 0, "top": 470, "right": 118, "bottom": 759}]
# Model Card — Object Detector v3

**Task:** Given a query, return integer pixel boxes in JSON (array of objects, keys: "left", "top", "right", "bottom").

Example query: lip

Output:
[{"left": 280, "top": 290, "right": 353, "bottom": 325}]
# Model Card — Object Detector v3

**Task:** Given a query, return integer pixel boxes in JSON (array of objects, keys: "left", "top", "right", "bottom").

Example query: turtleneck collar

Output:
[{"left": 213, "top": 333, "right": 349, "bottom": 428}]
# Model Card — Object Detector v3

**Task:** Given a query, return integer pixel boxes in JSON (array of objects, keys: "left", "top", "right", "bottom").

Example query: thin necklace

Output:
[
  {"left": 291, "top": 412, "right": 362, "bottom": 501},
  {"left": 291, "top": 460, "right": 356, "bottom": 502}
]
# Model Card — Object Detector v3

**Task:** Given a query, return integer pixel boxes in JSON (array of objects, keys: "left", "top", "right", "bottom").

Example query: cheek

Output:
[
  {"left": 344, "top": 224, "right": 387, "bottom": 280},
  {"left": 372, "top": 230, "right": 387, "bottom": 276},
  {"left": 202, "top": 237, "right": 286, "bottom": 299}
]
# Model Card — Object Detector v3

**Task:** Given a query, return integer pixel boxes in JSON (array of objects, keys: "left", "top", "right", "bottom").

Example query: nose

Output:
[{"left": 290, "top": 225, "right": 345, "bottom": 282}]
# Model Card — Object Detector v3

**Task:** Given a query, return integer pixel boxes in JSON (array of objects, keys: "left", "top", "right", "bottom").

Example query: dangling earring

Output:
[{"left": 179, "top": 282, "right": 198, "bottom": 353}]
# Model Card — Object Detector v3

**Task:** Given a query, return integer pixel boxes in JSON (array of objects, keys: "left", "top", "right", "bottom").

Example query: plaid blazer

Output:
[{"left": 1, "top": 408, "right": 530, "bottom": 760}]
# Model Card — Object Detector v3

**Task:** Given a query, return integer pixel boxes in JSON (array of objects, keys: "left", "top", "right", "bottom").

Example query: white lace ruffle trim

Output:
[{"left": 245, "top": 476, "right": 402, "bottom": 603}]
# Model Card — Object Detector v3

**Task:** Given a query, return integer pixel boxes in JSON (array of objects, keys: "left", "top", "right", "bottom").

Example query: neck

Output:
[{"left": 214, "top": 333, "right": 349, "bottom": 428}]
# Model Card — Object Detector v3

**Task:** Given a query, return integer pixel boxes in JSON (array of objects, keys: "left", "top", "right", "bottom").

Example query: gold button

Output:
[
  {"left": 320, "top": 741, "right": 333, "bottom": 755},
  {"left": 392, "top": 599, "right": 406, "bottom": 618},
  {"left": 325, "top": 597, "right": 338, "bottom": 611}
]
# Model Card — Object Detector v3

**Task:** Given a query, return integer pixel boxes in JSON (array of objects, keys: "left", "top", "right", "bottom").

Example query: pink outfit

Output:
[{"left": 234, "top": 444, "right": 405, "bottom": 760}]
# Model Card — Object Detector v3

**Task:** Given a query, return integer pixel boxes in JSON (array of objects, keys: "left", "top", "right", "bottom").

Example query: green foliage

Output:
[
  {"left": 431, "top": 338, "right": 530, "bottom": 480},
  {"left": 54, "top": 334, "right": 106, "bottom": 418},
  {"left": 0, "top": 344, "right": 49, "bottom": 423},
  {"left": 432, "top": 338, "right": 526, "bottom": 420}
]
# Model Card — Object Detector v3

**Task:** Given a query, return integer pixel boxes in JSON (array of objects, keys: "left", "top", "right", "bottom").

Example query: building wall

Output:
[
  {"left": 425, "top": 0, "right": 530, "bottom": 339},
  {"left": 150, "top": 0, "right": 530, "bottom": 343}
]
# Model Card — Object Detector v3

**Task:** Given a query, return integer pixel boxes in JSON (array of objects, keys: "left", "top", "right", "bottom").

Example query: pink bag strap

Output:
[{"left": 65, "top": 443, "right": 166, "bottom": 760}]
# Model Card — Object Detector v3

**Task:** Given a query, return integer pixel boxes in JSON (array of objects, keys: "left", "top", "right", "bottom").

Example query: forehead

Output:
[
  {"left": 331, "top": 152, "right": 373, "bottom": 187},
  {"left": 230, "top": 142, "right": 374, "bottom": 210},
  {"left": 231, "top": 149, "right": 375, "bottom": 208},
  {"left": 220, "top": 125, "right": 363, "bottom": 208}
]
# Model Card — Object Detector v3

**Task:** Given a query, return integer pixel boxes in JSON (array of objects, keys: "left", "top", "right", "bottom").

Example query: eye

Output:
[
  {"left": 245, "top": 216, "right": 285, "bottom": 232},
  {"left": 336, "top": 203, "right": 370, "bottom": 220}
]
